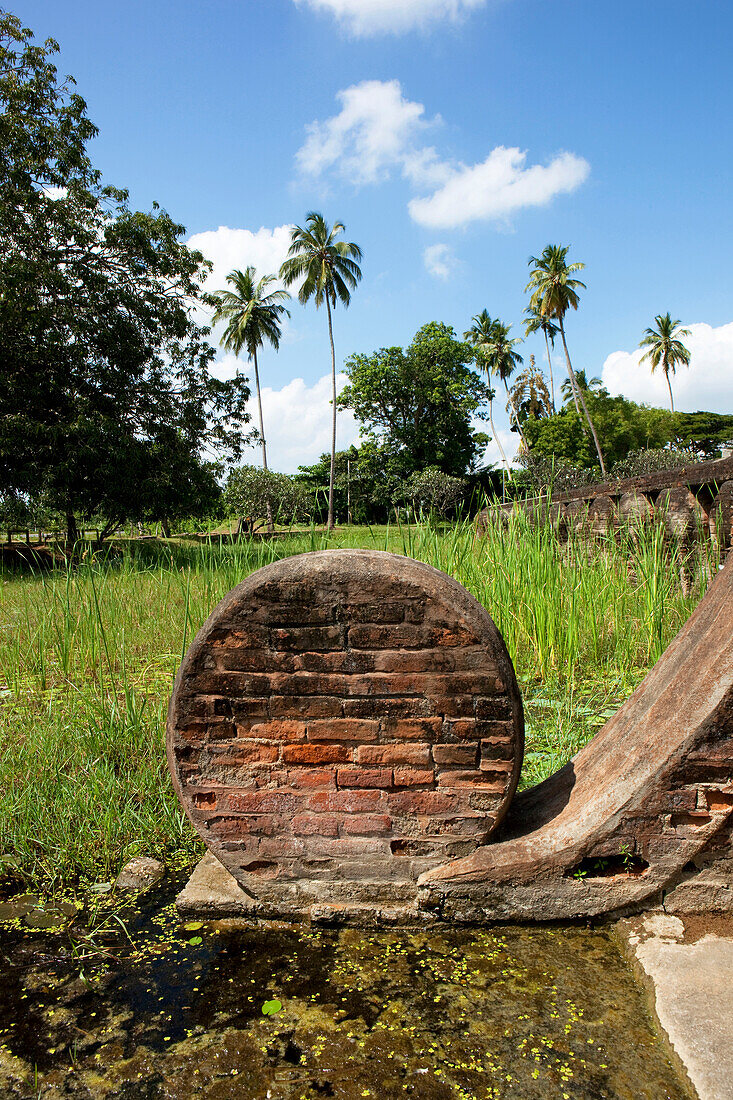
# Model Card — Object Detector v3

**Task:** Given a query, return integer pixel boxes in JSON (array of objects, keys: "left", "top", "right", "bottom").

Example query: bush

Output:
[
  {"left": 398, "top": 467, "right": 468, "bottom": 517},
  {"left": 225, "top": 466, "right": 313, "bottom": 529}
]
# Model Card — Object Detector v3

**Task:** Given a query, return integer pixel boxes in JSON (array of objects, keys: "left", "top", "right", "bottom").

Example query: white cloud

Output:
[
  {"left": 293, "top": 0, "right": 488, "bottom": 36},
  {"left": 408, "top": 147, "right": 590, "bottom": 229},
  {"left": 212, "top": 357, "right": 360, "bottom": 473},
  {"left": 186, "top": 224, "right": 294, "bottom": 296},
  {"left": 601, "top": 321, "right": 733, "bottom": 413},
  {"left": 423, "top": 243, "right": 456, "bottom": 280},
  {"left": 296, "top": 79, "right": 447, "bottom": 188},
  {"left": 297, "top": 82, "right": 589, "bottom": 229}
]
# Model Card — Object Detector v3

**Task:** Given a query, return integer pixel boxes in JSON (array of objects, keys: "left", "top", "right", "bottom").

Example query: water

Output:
[{"left": 0, "top": 881, "right": 693, "bottom": 1099}]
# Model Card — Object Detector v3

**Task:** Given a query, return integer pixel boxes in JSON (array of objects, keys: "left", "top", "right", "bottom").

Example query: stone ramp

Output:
[{"left": 419, "top": 561, "right": 733, "bottom": 920}]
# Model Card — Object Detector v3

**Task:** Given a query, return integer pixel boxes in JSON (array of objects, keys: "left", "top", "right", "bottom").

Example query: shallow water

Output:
[{"left": 0, "top": 881, "right": 693, "bottom": 1100}]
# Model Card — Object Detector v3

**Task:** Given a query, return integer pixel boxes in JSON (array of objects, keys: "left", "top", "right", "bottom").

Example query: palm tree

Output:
[
  {"left": 560, "top": 369, "right": 603, "bottom": 404},
  {"left": 639, "top": 313, "right": 691, "bottom": 413},
  {"left": 523, "top": 304, "right": 559, "bottom": 413},
  {"left": 464, "top": 310, "right": 509, "bottom": 474},
  {"left": 526, "top": 244, "right": 607, "bottom": 476},
  {"left": 488, "top": 319, "right": 528, "bottom": 453},
  {"left": 509, "top": 356, "right": 553, "bottom": 424},
  {"left": 280, "top": 212, "right": 362, "bottom": 531},
  {"left": 210, "top": 266, "right": 291, "bottom": 531}
]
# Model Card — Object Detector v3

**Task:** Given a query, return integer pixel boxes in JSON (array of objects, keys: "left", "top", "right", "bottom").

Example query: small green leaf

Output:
[
  {"left": 183, "top": 921, "right": 203, "bottom": 931},
  {"left": 261, "top": 998, "right": 282, "bottom": 1016},
  {"left": 188, "top": 936, "right": 203, "bottom": 946}
]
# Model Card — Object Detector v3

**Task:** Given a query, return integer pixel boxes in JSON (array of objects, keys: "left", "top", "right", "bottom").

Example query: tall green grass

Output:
[{"left": 0, "top": 516, "right": 715, "bottom": 892}]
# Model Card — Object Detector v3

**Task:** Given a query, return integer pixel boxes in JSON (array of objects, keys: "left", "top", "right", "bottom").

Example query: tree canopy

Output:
[
  {"left": 0, "top": 12, "right": 249, "bottom": 538},
  {"left": 338, "top": 322, "right": 490, "bottom": 481}
]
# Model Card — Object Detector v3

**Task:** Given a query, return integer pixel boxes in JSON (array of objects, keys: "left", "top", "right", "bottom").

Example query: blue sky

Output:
[{"left": 15, "top": 0, "right": 733, "bottom": 470}]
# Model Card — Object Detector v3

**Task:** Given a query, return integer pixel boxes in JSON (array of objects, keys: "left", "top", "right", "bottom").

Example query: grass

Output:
[{"left": 0, "top": 514, "right": 718, "bottom": 894}]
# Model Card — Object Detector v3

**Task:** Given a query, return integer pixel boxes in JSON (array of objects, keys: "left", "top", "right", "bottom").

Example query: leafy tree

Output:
[
  {"left": 210, "top": 266, "right": 290, "bottom": 530},
  {"left": 526, "top": 244, "right": 607, "bottom": 476},
  {"left": 523, "top": 304, "right": 559, "bottom": 413},
  {"left": 280, "top": 212, "right": 362, "bottom": 531},
  {"left": 464, "top": 310, "right": 509, "bottom": 473},
  {"left": 225, "top": 466, "right": 312, "bottom": 532},
  {"left": 639, "top": 312, "right": 691, "bottom": 413},
  {"left": 399, "top": 467, "right": 467, "bottom": 517},
  {"left": 0, "top": 12, "right": 249, "bottom": 541},
  {"left": 339, "top": 322, "right": 490, "bottom": 480}
]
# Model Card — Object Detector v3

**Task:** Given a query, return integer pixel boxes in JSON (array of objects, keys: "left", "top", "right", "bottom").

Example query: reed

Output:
[{"left": 0, "top": 516, "right": 714, "bottom": 892}]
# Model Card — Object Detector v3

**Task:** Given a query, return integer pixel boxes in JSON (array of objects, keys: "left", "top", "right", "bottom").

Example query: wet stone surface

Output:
[{"left": 0, "top": 881, "right": 694, "bottom": 1100}]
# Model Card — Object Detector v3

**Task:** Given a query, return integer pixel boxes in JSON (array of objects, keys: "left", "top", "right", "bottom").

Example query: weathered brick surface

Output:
[{"left": 168, "top": 549, "right": 524, "bottom": 904}]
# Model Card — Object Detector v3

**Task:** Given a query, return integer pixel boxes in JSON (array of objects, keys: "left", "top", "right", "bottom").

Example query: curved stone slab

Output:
[
  {"left": 168, "top": 550, "right": 524, "bottom": 915},
  {"left": 419, "top": 560, "right": 733, "bottom": 920}
]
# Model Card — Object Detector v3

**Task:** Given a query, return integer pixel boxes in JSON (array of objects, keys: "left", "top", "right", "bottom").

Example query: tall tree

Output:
[
  {"left": 339, "top": 322, "right": 490, "bottom": 478},
  {"left": 523, "top": 304, "right": 559, "bottom": 413},
  {"left": 464, "top": 310, "right": 509, "bottom": 473},
  {"left": 487, "top": 320, "right": 528, "bottom": 452},
  {"left": 280, "top": 212, "right": 362, "bottom": 530},
  {"left": 210, "top": 267, "right": 290, "bottom": 530},
  {"left": 639, "top": 312, "right": 691, "bottom": 413},
  {"left": 0, "top": 12, "right": 250, "bottom": 541},
  {"left": 525, "top": 244, "right": 607, "bottom": 476}
]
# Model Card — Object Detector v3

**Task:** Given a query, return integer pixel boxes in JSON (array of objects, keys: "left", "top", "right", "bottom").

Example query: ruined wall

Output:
[
  {"left": 168, "top": 550, "right": 524, "bottom": 914},
  {"left": 481, "top": 456, "right": 733, "bottom": 554}
]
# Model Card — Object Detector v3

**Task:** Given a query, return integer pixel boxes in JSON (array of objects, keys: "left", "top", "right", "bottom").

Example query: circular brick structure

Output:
[{"left": 167, "top": 550, "right": 524, "bottom": 914}]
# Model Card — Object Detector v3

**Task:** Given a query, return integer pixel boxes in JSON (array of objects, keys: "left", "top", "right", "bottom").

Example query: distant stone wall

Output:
[
  {"left": 480, "top": 455, "right": 733, "bottom": 554},
  {"left": 167, "top": 550, "right": 524, "bottom": 915}
]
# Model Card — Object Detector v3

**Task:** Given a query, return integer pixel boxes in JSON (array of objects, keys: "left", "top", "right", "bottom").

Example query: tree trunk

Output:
[
  {"left": 65, "top": 510, "right": 78, "bottom": 545},
  {"left": 665, "top": 366, "right": 675, "bottom": 413},
  {"left": 558, "top": 319, "right": 607, "bottom": 477},
  {"left": 488, "top": 392, "right": 509, "bottom": 473},
  {"left": 326, "top": 296, "right": 337, "bottom": 532},
  {"left": 253, "top": 348, "right": 274, "bottom": 533},
  {"left": 544, "top": 329, "right": 556, "bottom": 414},
  {"left": 161, "top": 518, "right": 171, "bottom": 539},
  {"left": 503, "top": 379, "right": 530, "bottom": 454}
]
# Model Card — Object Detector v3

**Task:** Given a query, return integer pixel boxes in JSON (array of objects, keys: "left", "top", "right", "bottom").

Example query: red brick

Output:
[
  {"left": 292, "top": 813, "right": 340, "bottom": 837},
  {"left": 432, "top": 744, "right": 478, "bottom": 766},
  {"left": 244, "top": 720, "right": 306, "bottom": 742},
  {"left": 342, "top": 813, "right": 392, "bottom": 836},
  {"left": 270, "top": 695, "right": 343, "bottom": 718},
  {"left": 357, "top": 743, "right": 431, "bottom": 766},
  {"left": 437, "top": 771, "right": 506, "bottom": 791},
  {"left": 479, "top": 758, "right": 514, "bottom": 773},
  {"left": 210, "top": 789, "right": 305, "bottom": 814},
  {"left": 393, "top": 768, "right": 434, "bottom": 787},
  {"left": 387, "top": 791, "right": 459, "bottom": 815},
  {"left": 475, "top": 697, "right": 512, "bottom": 720},
  {"left": 295, "top": 650, "right": 375, "bottom": 673},
  {"left": 213, "top": 743, "right": 279, "bottom": 766},
  {"left": 309, "top": 790, "right": 383, "bottom": 813},
  {"left": 382, "top": 717, "right": 443, "bottom": 741},
  {"left": 307, "top": 718, "right": 379, "bottom": 742},
  {"left": 272, "top": 625, "right": 344, "bottom": 651},
  {"left": 344, "top": 697, "right": 431, "bottom": 719},
  {"left": 217, "top": 649, "right": 295, "bottom": 673},
  {"left": 282, "top": 744, "right": 352, "bottom": 765},
  {"left": 442, "top": 719, "right": 477, "bottom": 740},
  {"left": 481, "top": 737, "right": 514, "bottom": 760},
  {"left": 431, "top": 695, "right": 475, "bottom": 717},
  {"left": 288, "top": 768, "right": 337, "bottom": 789},
  {"left": 337, "top": 766, "right": 393, "bottom": 788}
]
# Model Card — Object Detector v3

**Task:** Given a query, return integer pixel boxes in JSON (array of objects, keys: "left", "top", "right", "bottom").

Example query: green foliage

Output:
[
  {"left": 399, "top": 467, "right": 467, "bottom": 517},
  {"left": 339, "top": 322, "right": 490, "bottom": 479},
  {"left": 0, "top": 12, "right": 248, "bottom": 538},
  {"left": 225, "top": 466, "right": 312, "bottom": 527},
  {"left": 639, "top": 312, "right": 691, "bottom": 412},
  {"left": 209, "top": 267, "right": 290, "bottom": 359}
]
